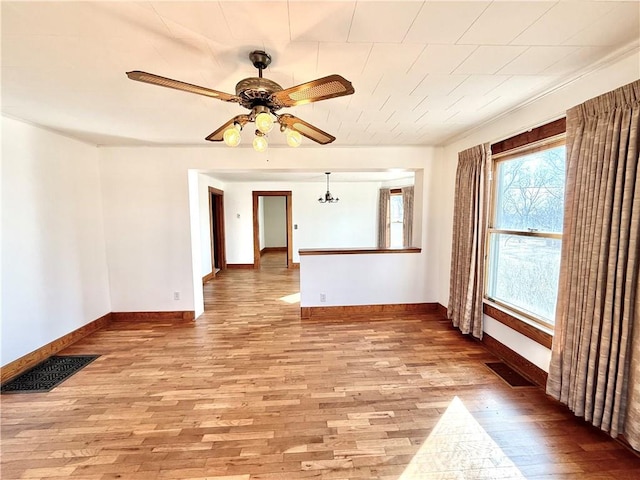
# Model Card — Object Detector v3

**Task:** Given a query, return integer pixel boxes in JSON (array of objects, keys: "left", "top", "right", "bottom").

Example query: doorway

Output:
[
  {"left": 252, "top": 191, "right": 293, "bottom": 269},
  {"left": 209, "top": 187, "right": 227, "bottom": 276}
]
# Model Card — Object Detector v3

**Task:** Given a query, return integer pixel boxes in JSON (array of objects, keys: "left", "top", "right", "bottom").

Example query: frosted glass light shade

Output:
[
  {"left": 253, "top": 135, "right": 268, "bottom": 152},
  {"left": 255, "top": 112, "right": 274, "bottom": 133},
  {"left": 223, "top": 124, "right": 241, "bottom": 147},
  {"left": 285, "top": 128, "right": 302, "bottom": 147}
]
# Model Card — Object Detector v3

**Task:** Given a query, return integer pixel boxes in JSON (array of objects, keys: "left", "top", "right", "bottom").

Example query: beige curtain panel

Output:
[
  {"left": 447, "top": 144, "right": 489, "bottom": 339},
  {"left": 378, "top": 188, "right": 391, "bottom": 248},
  {"left": 401, "top": 186, "right": 414, "bottom": 247},
  {"left": 547, "top": 80, "right": 640, "bottom": 451}
]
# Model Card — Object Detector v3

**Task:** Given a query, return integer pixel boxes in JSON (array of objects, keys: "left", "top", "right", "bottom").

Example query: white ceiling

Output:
[{"left": 2, "top": 1, "right": 639, "bottom": 148}]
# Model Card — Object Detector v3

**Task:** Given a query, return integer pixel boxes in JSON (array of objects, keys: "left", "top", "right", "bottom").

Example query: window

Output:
[
  {"left": 378, "top": 186, "right": 414, "bottom": 249},
  {"left": 389, "top": 190, "right": 404, "bottom": 248},
  {"left": 486, "top": 126, "right": 566, "bottom": 328}
]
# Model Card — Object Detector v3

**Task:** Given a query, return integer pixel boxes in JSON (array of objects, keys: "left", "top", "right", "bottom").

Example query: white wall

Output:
[
  {"left": 100, "top": 149, "right": 200, "bottom": 313},
  {"left": 99, "top": 145, "right": 432, "bottom": 317},
  {"left": 220, "top": 180, "right": 382, "bottom": 264},
  {"left": 434, "top": 48, "right": 640, "bottom": 372},
  {"left": 263, "top": 196, "right": 286, "bottom": 248},
  {"left": 300, "top": 252, "right": 427, "bottom": 307},
  {"left": 1, "top": 117, "right": 111, "bottom": 366},
  {"left": 300, "top": 161, "right": 436, "bottom": 306},
  {"left": 188, "top": 171, "right": 204, "bottom": 318}
]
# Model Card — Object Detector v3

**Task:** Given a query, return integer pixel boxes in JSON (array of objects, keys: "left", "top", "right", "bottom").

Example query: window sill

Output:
[
  {"left": 299, "top": 247, "right": 421, "bottom": 256},
  {"left": 483, "top": 301, "right": 553, "bottom": 349}
]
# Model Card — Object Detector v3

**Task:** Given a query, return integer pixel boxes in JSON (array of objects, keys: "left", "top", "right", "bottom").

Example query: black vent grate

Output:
[
  {"left": 485, "top": 362, "right": 535, "bottom": 387},
  {"left": 2, "top": 355, "right": 99, "bottom": 393}
]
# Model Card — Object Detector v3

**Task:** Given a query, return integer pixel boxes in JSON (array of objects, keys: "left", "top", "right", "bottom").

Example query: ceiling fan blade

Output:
[
  {"left": 278, "top": 114, "right": 336, "bottom": 145},
  {"left": 126, "top": 71, "right": 239, "bottom": 103},
  {"left": 272, "top": 74, "right": 354, "bottom": 107},
  {"left": 205, "top": 115, "right": 250, "bottom": 142}
]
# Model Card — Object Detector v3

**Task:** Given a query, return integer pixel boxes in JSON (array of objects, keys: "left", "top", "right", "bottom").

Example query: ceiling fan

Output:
[{"left": 126, "top": 50, "right": 355, "bottom": 149}]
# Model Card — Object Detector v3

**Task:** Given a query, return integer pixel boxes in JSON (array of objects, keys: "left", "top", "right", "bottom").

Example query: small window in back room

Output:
[
  {"left": 389, "top": 190, "right": 404, "bottom": 248},
  {"left": 378, "top": 186, "right": 414, "bottom": 249}
]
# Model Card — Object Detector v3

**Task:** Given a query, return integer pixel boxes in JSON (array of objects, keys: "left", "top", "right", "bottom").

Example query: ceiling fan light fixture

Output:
[
  {"left": 222, "top": 123, "right": 242, "bottom": 147},
  {"left": 255, "top": 111, "right": 275, "bottom": 133},
  {"left": 285, "top": 128, "right": 302, "bottom": 147},
  {"left": 253, "top": 132, "right": 268, "bottom": 152}
]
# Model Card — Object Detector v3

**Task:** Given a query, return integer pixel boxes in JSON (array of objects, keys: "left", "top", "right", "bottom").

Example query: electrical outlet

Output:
[
  {"left": 173, "top": 291, "right": 180, "bottom": 301},
  {"left": 320, "top": 293, "right": 326, "bottom": 303}
]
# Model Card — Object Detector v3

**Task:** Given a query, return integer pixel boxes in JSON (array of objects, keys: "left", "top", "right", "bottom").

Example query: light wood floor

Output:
[{"left": 2, "top": 252, "right": 639, "bottom": 479}]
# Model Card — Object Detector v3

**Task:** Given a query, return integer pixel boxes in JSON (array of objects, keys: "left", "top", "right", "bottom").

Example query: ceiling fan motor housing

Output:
[
  {"left": 233, "top": 50, "right": 284, "bottom": 111},
  {"left": 235, "top": 77, "right": 284, "bottom": 111}
]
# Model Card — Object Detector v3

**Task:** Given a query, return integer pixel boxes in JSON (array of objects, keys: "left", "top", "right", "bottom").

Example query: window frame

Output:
[{"left": 485, "top": 119, "right": 566, "bottom": 332}]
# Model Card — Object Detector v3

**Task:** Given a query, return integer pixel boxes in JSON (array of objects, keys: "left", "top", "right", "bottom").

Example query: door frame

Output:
[
  {"left": 252, "top": 191, "right": 293, "bottom": 269},
  {"left": 208, "top": 187, "right": 227, "bottom": 275}
]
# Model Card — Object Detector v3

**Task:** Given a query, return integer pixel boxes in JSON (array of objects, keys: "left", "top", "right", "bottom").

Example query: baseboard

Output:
[
  {"left": 261, "top": 247, "right": 287, "bottom": 254},
  {"left": 111, "top": 311, "right": 195, "bottom": 322},
  {"left": 1, "top": 312, "right": 112, "bottom": 383},
  {"left": 2, "top": 309, "right": 196, "bottom": 382},
  {"left": 480, "top": 333, "right": 548, "bottom": 388},
  {"left": 291, "top": 262, "right": 300, "bottom": 269},
  {"left": 202, "top": 271, "right": 215, "bottom": 283},
  {"left": 301, "top": 303, "right": 439, "bottom": 319},
  {"left": 227, "top": 263, "right": 255, "bottom": 269},
  {"left": 436, "top": 303, "right": 447, "bottom": 318}
]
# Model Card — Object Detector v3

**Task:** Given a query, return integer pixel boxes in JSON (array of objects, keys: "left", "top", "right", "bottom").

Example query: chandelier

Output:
[{"left": 318, "top": 172, "right": 339, "bottom": 204}]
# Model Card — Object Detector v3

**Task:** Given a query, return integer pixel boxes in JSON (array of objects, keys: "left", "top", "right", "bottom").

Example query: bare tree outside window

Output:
[{"left": 486, "top": 143, "right": 565, "bottom": 326}]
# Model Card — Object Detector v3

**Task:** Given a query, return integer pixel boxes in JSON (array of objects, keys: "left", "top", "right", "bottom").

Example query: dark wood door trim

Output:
[
  {"left": 285, "top": 195, "right": 293, "bottom": 268},
  {"left": 209, "top": 187, "right": 227, "bottom": 276},
  {"left": 252, "top": 191, "right": 293, "bottom": 269}
]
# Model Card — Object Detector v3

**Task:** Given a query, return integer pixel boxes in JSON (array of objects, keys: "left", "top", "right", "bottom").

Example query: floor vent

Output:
[
  {"left": 1, "top": 355, "right": 99, "bottom": 394},
  {"left": 485, "top": 362, "right": 535, "bottom": 387}
]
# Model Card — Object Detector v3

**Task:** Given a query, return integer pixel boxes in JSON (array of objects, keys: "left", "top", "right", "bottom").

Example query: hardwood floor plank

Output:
[{"left": 2, "top": 251, "right": 639, "bottom": 479}]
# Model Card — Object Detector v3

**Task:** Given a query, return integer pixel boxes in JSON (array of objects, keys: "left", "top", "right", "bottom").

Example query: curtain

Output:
[
  {"left": 402, "top": 186, "right": 414, "bottom": 247},
  {"left": 547, "top": 80, "right": 640, "bottom": 450},
  {"left": 378, "top": 188, "right": 391, "bottom": 248},
  {"left": 447, "top": 144, "right": 489, "bottom": 339}
]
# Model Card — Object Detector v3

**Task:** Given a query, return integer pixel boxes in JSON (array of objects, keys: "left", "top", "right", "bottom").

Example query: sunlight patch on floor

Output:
[
  {"left": 279, "top": 292, "right": 300, "bottom": 304},
  {"left": 399, "top": 396, "right": 525, "bottom": 479}
]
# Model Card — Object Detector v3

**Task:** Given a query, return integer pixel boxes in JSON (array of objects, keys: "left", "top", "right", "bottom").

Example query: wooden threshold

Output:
[{"left": 261, "top": 247, "right": 287, "bottom": 254}]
